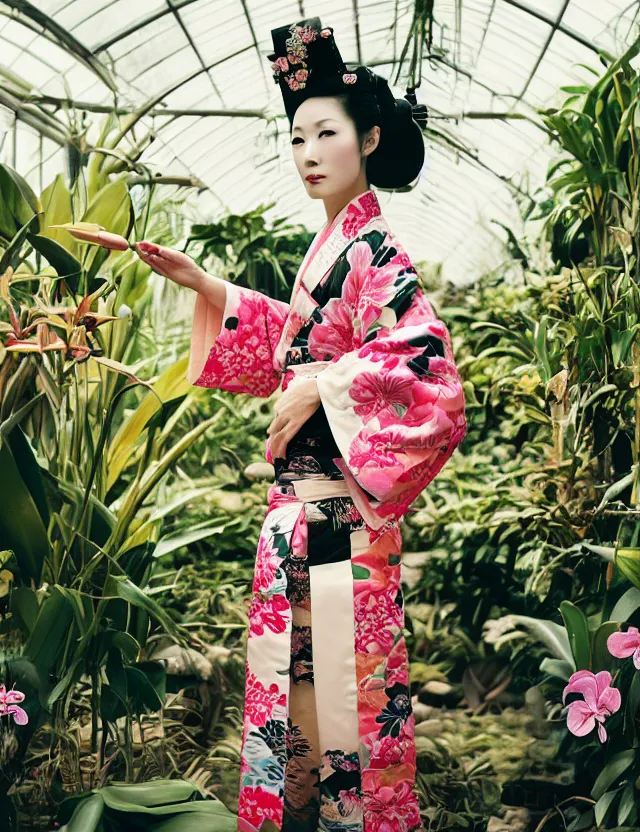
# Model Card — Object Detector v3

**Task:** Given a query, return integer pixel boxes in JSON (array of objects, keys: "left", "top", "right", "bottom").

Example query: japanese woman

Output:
[{"left": 135, "top": 16, "right": 467, "bottom": 832}]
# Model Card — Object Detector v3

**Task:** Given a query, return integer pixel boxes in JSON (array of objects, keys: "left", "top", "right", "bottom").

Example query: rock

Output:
[
  {"left": 487, "top": 808, "right": 530, "bottom": 832},
  {"left": 203, "top": 644, "right": 232, "bottom": 664},
  {"left": 210, "top": 490, "right": 244, "bottom": 512},
  {"left": 149, "top": 644, "right": 212, "bottom": 680},
  {"left": 244, "top": 462, "right": 275, "bottom": 480},
  {"left": 421, "top": 680, "right": 452, "bottom": 696},
  {"left": 414, "top": 719, "right": 444, "bottom": 737},
  {"left": 412, "top": 702, "right": 433, "bottom": 724}
]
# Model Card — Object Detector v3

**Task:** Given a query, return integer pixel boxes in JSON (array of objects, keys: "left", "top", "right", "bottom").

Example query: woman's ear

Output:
[{"left": 362, "top": 125, "right": 381, "bottom": 157}]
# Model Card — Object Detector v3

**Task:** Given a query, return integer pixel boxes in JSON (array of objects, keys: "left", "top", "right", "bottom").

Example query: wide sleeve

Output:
[
  {"left": 314, "top": 234, "right": 467, "bottom": 526},
  {"left": 187, "top": 279, "right": 290, "bottom": 398}
]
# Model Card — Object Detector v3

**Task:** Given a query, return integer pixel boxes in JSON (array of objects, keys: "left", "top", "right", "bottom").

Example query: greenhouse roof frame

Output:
[{"left": 1, "top": 0, "right": 639, "bottom": 284}]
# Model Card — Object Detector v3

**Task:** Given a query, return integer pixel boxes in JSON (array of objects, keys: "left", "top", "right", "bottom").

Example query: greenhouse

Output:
[{"left": 1, "top": 1, "right": 640, "bottom": 830}]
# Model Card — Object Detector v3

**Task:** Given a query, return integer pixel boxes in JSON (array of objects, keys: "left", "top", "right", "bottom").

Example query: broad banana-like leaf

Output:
[
  {"left": 40, "top": 174, "right": 74, "bottom": 249},
  {"left": 0, "top": 163, "right": 41, "bottom": 239},
  {"left": 107, "top": 355, "right": 192, "bottom": 490},
  {"left": 57, "top": 781, "right": 237, "bottom": 831},
  {"left": 105, "top": 575, "right": 188, "bottom": 646},
  {"left": 559, "top": 600, "right": 591, "bottom": 671},
  {"left": 0, "top": 439, "right": 48, "bottom": 584},
  {"left": 24, "top": 587, "right": 74, "bottom": 676}
]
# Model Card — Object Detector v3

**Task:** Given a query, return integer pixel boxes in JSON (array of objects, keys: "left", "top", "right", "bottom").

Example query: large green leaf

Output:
[
  {"left": 559, "top": 600, "right": 591, "bottom": 670},
  {"left": 0, "top": 163, "right": 41, "bottom": 238},
  {"left": 23, "top": 587, "right": 74, "bottom": 676},
  {"left": 510, "top": 614, "right": 574, "bottom": 665},
  {"left": 56, "top": 780, "right": 237, "bottom": 831},
  {"left": 615, "top": 548, "right": 640, "bottom": 590},
  {"left": 106, "top": 356, "right": 192, "bottom": 490},
  {"left": 610, "top": 587, "right": 640, "bottom": 623},
  {"left": 40, "top": 173, "right": 74, "bottom": 248},
  {"left": 153, "top": 525, "right": 226, "bottom": 559},
  {"left": 0, "top": 439, "right": 49, "bottom": 583},
  {"left": 104, "top": 575, "right": 188, "bottom": 647},
  {"left": 58, "top": 793, "right": 104, "bottom": 832},
  {"left": 27, "top": 233, "right": 82, "bottom": 281},
  {"left": 591, "top": 749, "right": 636, "bottom": 800}
]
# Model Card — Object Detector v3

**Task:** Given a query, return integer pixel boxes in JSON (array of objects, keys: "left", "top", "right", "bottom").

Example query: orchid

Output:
[
  {"left": 607, "top": 626, "right": 640, "bottom": 670},
  {"left": 2, "top": 274, "right": 116, "bottom": 359},
  {"left": 562, "top": 669, "right": 620, "bottom": 743},
  {"left": 0, "top": 683, "right": 28, "bottom": 726}
]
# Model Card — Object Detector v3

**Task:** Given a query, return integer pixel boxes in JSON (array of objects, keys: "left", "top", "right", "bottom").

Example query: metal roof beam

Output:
[
  {"left": 1, "top": 0, "right": 117, "bottom": 90},
  {"left": 165, "top": 0, "right": 224, "bottom": 104},
  {"left": 501, "top": 0, "right": 601, "bottom": 54},
  {"left": 93, "top": 0, "right": 200, "bottom": 54},
  {"left": 512, "top": 0, "right": 573, "bottom": 101}
]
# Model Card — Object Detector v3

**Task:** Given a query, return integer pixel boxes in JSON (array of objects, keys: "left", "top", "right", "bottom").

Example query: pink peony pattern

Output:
[
  {"left": 244, "top": 671, "right": 287, "bottom": 729},
  {"left": 350, "top": 371, "right": 414, "bottom": 424},
  {"left": 307, "top": 296, "right": 355, "bottom": 360},
  {"left": 238, "top": 785, "right": 283, "bottom": 827},
  {"left": 195, "top": 286, "right": 289, "bottom": 398},
  {"left": 362, "top": 781, "right": 423, "bottom": 831},
  {"left": 342, "top": 190, "right": 382, "bottom": 238},
  {"left": 248, "top": 592, "right": 291, "bottom": 636}
]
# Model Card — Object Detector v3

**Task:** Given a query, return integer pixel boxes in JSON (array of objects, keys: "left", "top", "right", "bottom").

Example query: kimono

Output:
[{"left": 187, "top": 188, "right": 467, "bottom": 832}]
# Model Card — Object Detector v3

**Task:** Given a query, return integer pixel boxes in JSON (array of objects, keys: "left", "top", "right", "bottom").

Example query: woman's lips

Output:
[{"left": 306, "top": 175, "right": 325, "bottom": 183}]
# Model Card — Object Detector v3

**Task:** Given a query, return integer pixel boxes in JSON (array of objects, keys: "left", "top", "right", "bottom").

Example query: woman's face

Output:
[{"left": 290, "top": 96, "right": 374, "bottom": 198}]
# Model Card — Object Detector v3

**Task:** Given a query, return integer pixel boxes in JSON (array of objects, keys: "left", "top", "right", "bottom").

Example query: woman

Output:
[{"left": 135, "top": 17, "right": 466, "bottom": 832}]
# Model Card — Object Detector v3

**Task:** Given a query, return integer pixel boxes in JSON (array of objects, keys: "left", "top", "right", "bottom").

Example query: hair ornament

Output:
[
  {"left": 342, "top": 73, "right": 358, "bottom": 84},
  {"left": 271, "top": 22, "right": 318, "bottom": 88}
]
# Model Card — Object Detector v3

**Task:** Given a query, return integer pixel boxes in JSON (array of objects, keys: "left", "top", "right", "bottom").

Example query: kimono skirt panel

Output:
[{"left": 237, "top": 402, "right": 423, "bottom": 832}]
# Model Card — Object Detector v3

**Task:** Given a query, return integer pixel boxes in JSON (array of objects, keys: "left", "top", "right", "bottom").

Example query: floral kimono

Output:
[{"left": 188, "top": 189, "right": 467, "bottom": 832}]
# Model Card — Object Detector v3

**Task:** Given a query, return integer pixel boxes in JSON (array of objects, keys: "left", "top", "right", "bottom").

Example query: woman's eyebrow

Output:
[{"left": 292, "top": 119, "right": 336, "bottom": 132}]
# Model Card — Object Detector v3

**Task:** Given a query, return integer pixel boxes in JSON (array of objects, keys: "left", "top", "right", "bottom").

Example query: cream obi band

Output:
[{"left": 291, "top": 477, "right": 352, "bottom": 502}]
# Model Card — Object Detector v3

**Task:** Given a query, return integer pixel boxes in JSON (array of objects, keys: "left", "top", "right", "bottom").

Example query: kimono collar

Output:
[
  {"left": 273, "top": 188, "right": 385, "bottom": 367},
  {"left": 296, "top": 188, "right": 382, "bottom": 299}
]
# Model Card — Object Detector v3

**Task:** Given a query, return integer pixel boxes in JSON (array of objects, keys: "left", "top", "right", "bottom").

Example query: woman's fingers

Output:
[
  {"left": 135, "top": 241, "right": 162, "bottom": 257},
  {"left": 136, "top": 248, "right": 168, "bottom": 276}
]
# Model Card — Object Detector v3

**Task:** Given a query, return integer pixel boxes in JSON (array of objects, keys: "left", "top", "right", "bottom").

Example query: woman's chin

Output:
[{"left": 304, "top": 180, "right": 331, "bottom": 198}]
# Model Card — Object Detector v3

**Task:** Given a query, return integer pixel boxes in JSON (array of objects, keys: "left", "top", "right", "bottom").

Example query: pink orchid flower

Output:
[
  {"left": 0, "top": 683, "right": 28, "bottom": 725},
  {"left": 607, "top": 626, "right": 640, "bottom": 670},
  {"left": 562, "top": 670, "right": 620, "bottom": 743}
]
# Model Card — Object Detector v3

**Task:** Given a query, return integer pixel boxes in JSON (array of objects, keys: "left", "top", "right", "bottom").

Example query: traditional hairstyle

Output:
[{"left": 267, "top": 18, "right": 428, "bottom": 190}]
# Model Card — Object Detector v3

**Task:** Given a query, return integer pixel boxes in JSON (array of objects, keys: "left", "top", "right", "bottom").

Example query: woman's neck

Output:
[{"left": 323, "top": 177, "right": 371, "bottom": 225}]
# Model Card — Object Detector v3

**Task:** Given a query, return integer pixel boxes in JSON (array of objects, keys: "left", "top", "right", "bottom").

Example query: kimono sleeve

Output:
[
  {"left": 187, "top": 279, "right": 290, "bottom": 398},
  {"left": 314, "top": 234, "right": 467, "bottom": 523}
]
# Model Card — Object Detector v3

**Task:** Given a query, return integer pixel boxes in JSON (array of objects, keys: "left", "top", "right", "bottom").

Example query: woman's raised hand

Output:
[{"left": 134, "top": 241, "right": 204, "bottom": 289}]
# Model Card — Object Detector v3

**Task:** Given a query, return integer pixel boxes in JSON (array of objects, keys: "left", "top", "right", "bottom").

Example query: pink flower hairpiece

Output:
[
  {"left": 271, "top": 23, "right": 318, "bottom": 89},
  {"left": 271, "top": 25, "right": 356, "bottom": 91}
]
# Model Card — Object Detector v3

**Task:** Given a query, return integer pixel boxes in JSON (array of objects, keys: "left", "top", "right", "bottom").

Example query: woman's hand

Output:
[
  {"left": 267, "top": 377, "right": 321, "bottom": 460},
  {"left": 134, "top": 241, "right": 204, "bottom": 289}
]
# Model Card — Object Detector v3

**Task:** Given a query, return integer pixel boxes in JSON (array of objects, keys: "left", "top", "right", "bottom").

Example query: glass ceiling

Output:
[{"left": 1, "top": 0, "right": 639, "bottom": 285}]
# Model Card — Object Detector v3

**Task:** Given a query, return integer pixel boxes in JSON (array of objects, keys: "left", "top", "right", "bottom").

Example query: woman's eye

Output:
[{"left": 291, "top": 130, "right": 334, "bottom": 145}]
